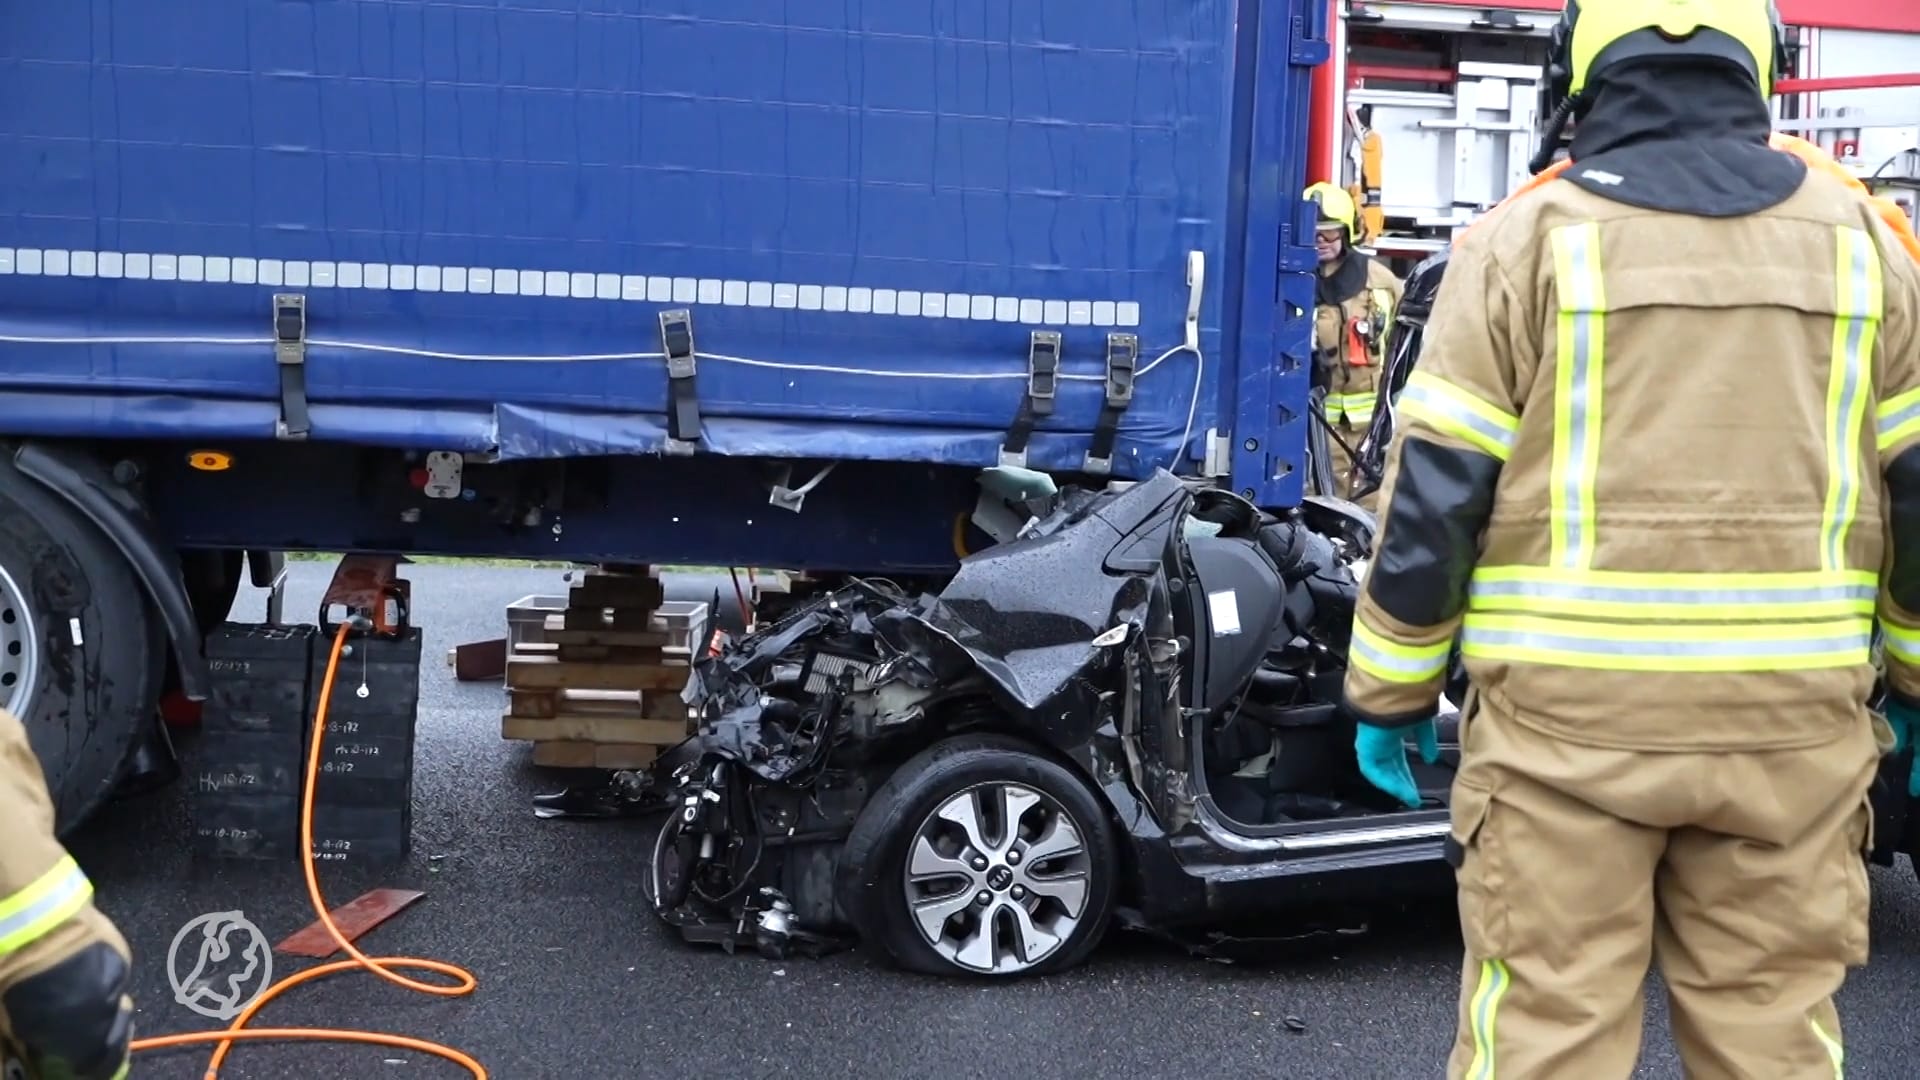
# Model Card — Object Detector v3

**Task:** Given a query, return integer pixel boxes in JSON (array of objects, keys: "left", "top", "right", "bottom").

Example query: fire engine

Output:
[{"left": 1314, "top": 0, "right": 1920, "bottom": 261}]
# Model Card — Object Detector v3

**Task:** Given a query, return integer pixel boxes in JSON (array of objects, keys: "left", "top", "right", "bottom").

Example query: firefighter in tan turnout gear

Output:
[
  {"left": 0, "top": 708, "right": 135, "bottom": 1080},
  {"left": 1308, "top": 182, "right": 1402, "bottom": 511},
  {"left": 1341, "top": 0, "right": 1920, "bottom": 1076}
]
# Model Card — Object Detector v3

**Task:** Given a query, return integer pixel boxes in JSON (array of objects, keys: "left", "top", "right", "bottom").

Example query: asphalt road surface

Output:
[{"left": 64, "top": 563, "right": 1920, "bottom": 1079}]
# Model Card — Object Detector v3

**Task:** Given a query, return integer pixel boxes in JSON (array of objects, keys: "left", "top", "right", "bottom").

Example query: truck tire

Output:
[
  {"left": 838, "top": 734, "right": 1118, "bottom": 978},
  {"left": 0, "top": 456, "right": 162, "bottom": 831}
]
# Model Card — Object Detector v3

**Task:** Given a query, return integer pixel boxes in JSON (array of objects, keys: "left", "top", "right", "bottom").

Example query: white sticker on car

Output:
[{"left": 1208, "top": 589, "right": 1242, "bottom": 636}]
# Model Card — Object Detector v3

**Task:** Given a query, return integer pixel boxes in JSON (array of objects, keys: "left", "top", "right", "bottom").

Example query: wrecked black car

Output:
[
  {"left": 637, "top": 468, "right": 1470, "bottom": 976},
  {"left": 621, "top": 248, "right": 1920, "bottom": 978},
  {"left": 620, "top": 240, "right": 1920, "bottom": 976}
]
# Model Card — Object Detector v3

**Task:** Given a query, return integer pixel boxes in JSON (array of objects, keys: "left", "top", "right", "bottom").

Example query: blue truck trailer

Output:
[{"left": 0, "top": 0, "right": 1330, "bottom": 824}]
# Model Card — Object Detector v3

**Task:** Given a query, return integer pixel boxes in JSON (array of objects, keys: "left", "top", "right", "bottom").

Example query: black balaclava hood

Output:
[
  {"left": 1316, "top": 248, "right": 1369, "bottom": 308},
  {"left": 1563, "top": 56, "right": 1805, "bottom": 217}
]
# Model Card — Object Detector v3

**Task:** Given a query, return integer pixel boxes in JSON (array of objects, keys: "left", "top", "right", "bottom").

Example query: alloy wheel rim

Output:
[
  {"left": 903, "top": 781, "right": 1093, "bottom": 974},
  {"left": 0, "top": 561, "right": 39, "bottom": 722}
]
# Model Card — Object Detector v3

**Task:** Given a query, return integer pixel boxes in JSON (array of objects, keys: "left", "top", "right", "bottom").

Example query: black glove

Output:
[{"left": 4, "top": 944, "right": 133, "bottom": 1080}]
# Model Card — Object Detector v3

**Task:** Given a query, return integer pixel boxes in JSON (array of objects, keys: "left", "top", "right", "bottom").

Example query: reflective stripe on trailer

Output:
[
  {"left": 1820, "top": 225, "right": 1881, "bottom": 572},
  {"left": 1459, "top": 613, "right": 1872, "bottom": 672},
  {"left": 1396, "top": 371, "right": 1519, "bottom": 461},
  {"left": 1549, "top": 222, "right": 1606, "bottom": 571}
]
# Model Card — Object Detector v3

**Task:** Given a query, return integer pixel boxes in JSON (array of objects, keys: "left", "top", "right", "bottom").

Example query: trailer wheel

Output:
[
  {"left": 0, "top": 457, "right": 163, "bottom": 831},
  {"left": 838, "top": 734, "right": 1117, "bottom": 978}
]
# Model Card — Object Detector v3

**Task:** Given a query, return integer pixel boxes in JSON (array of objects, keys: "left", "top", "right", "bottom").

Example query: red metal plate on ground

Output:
[{"left": 275, "top": 888, "right": 427, "bottom": 958}]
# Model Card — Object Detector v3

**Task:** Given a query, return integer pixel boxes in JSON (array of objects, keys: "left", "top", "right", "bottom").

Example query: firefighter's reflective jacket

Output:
[
  {"left": 0, "top": 709, "right": 134, "bottom": 1080},
  {"left": 1315, "top": 256, "right": 1405, "bottom": 429},
  {"left": 1342, "top": 145, "right": 1920, "bottom": 752}
]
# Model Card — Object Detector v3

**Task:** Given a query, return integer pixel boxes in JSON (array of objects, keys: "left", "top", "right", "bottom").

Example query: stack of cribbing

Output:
[{"left": 500, "top": 565, "right": 701, "bottom": 769}]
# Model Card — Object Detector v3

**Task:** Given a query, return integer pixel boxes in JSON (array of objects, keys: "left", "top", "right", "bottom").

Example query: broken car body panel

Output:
[{"left": 640, "top": 470, "right": 1462, "bottom": 965}]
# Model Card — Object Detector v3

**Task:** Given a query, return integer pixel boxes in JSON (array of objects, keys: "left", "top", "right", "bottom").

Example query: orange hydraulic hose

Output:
[{"left": 129, "top": 622, "right": 485, "bottom": 1079}]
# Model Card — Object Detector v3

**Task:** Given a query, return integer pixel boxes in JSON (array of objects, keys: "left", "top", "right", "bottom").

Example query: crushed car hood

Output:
[{"left": 670, "top": 473, "right": 1190, "bottom": 779}]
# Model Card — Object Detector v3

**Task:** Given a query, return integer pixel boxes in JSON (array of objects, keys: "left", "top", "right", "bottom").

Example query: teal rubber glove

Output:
[
  {"left": 1355, "top": 719, "right": 1441, "bottom": 810},
  {"left": 1886, "top": 700, "right": 1920, "bottom": 798}
]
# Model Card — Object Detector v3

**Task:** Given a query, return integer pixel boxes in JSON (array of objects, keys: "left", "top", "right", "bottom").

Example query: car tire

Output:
[
  {"left": 646, "top": 812, "right": 696, "bottom": 911},
  {"left": 838, "top": 733, "right": 1118, "bottom": 978},
  {"left": 0, "top": 455, "right": 163, "bottom": 832}
]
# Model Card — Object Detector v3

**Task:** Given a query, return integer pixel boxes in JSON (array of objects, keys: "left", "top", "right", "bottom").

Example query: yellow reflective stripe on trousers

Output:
[
  {"left": 1324, "top": 392, "right": 1377, "bottom": 425},
  {"left": 1460, "top": 613, "right": 1872, "bottom": 672},
  {"left": 1468, "top": 566, "right": 1878, "bottom": 621},
  {"left": 1821, "top": 226, "right": 1881, "bottom": 571},
  {"left": 1812, "top": 1017, "right": 1844, "bottom": 1077},
  {"left": 1349, "top": 619, "right": 1449, "bottom": 684},
  {"left": 0, "top": 854, "right": 93, "bottom": 956},
  {"left": 1397, "top": 371, "right": 1519, "bottom": 461},
  {"left": 1465, "top": 958, "right": 1510, "bottom": 1080},
  {"left": 1550, "top": 222, "right": 1605, "bottom": 570}
]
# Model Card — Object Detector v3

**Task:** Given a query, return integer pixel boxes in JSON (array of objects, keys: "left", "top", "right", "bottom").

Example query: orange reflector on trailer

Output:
[{"left": 187, "top": 449, "right": 234, "bottom": 471}]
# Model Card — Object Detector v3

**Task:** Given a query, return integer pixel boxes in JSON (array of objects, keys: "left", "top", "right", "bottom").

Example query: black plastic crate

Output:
[
  {"left": 193, "top": 621, "right": 422, "bottom": 864},
  {"left": 313, "top": 732, "right": 414, "bottom": 783},
  {"left": 202, "top": 623, "right": 316, "bottom": 737},
  {"left": 314, "top": 775, "right": 413, "bottom": 810},
  {"left": 312, "top": 628, "right": 422, "bottom": 738},
  {"left": 189, "top": 793, "right": 301, "bottom": 861},
  {"left": 191, "top": 731, "right": 308, "bottom": 799},
  {"left": 311, "top": 803, "right": 412, "bottom": 865},
  {"left": 309, "top": 626, "right": 421, "bottom": 866}
]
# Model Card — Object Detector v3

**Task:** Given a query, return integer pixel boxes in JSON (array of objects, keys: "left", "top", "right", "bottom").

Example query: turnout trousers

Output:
[
  {"left": 1324, "top": 418, "right": 1377, "bottom": 514},
  {"left": 1444, "top": 702, "right": 1884, "bottom": 1079}
]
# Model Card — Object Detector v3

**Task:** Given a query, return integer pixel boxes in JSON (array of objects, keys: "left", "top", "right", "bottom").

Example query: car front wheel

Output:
[{"left": 838, "top": 734, "right": 1118, "bottom": 977}]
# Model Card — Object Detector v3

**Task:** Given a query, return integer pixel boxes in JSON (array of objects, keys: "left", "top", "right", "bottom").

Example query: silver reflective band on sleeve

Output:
[
  {"left": 1459, "top": 613, "right": 1872, "bottom": 672},
  {"left": 1820, "top": 226, "right": 1881, "bottom": 572},
  {"left": 1884, "top": 621, "right": 1920, "bottom": 665},
  {"left": 0, "top": 855, "right": 94, "bottom": 956},
  {"left": 1879, "top": 389, "right": 1920, "bottom": 454},
  {"left": 1349, "top": 620, "right": 1450, "bottom": 684},
  {"left": 1397, "top": 372, "right": 1519, "bottom": 461},
  {"left": 1549, "top": 222, "right": 1605, "bottom": 571}
]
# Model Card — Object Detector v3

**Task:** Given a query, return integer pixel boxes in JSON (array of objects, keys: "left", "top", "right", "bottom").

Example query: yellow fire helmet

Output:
[
  {"left": 1551, "top": 0, "right": 1788, "bottom": 100},
  {"left": 1305, "top": 182, "right": 1357, "bottom": 244}
]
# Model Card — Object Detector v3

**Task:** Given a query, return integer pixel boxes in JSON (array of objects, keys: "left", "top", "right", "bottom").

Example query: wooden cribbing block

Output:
[
  {"left": 502, "top": 715, "right": 689, "bottom": 745},
  {"left": 510, "top": 640, "right": 689, "bottom": 665},
  {"left": 506, "top": 688, "right": 689, "bottom": 722},
  {"left": 567, "top": 574, "right": 665, "bottom": 610},
  {"left": 585, "top": 562, "right": 656, "bottom": 577},
  {"left": 540, "top": 625, "right": 675, "bottom": 648},
  {"left": 550, "top": 608, "right": 673, "bottom": 633},
  {"left": 505, "top": 655, "right": 690, "bottom": 692}
]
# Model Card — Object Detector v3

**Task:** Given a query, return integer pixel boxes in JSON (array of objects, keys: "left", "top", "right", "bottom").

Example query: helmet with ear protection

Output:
[{"left": 1544, "top": 0, "right": 1788, "bottom": 105}]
